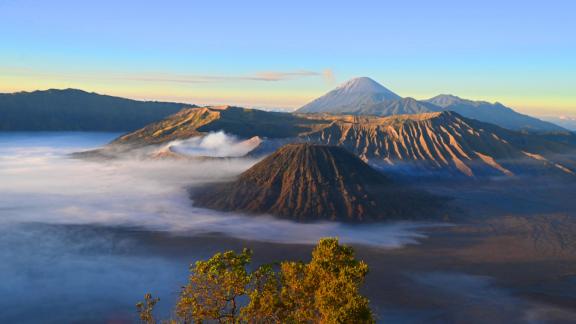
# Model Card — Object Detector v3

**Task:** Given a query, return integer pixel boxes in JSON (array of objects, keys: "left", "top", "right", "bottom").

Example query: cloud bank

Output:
[{"left": 0, "top": 132, "right": 435, "bottom": 248}]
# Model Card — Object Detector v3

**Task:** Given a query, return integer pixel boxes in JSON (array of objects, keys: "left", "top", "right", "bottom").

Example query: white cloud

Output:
[{"left": 0, "top": 132, "right": 434, "bottom": 247}]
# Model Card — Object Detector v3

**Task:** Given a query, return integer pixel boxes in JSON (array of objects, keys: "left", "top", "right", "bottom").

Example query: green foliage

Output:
[
  {"left": 176, "top": 248, "right": 252, "bottom": 323},
  {"left": 137, "top": 238, "right": 374, "bottom": 323}
]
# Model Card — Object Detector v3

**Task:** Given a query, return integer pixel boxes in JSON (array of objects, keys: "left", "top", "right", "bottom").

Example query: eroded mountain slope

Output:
[{"left": 303, "top": 112, "right": 576, "bottom": 177}]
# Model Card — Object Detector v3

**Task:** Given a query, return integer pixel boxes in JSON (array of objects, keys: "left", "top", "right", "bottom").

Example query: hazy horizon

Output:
[{"left": 1, "top": 0, "right": 575, "bottom": 117}]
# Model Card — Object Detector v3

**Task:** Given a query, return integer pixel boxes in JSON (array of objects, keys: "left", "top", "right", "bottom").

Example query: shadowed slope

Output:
[
  {"left": 426, "top": 94, "right": 565, "bottom": 132},
  {"left": 0, "top": 89, "right": 191, "bottom": 131},
  {"left": 192, "top": 144, "right": 442, "bottom": 222},
  {"left": 354, "top": 97, "right": 439, "bottom": 116}
]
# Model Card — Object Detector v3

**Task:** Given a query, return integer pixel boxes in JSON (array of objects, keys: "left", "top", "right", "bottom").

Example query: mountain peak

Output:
[
  {"left": 335, "top": 77, "right": 398, "bottom": 95},
  {"left": 297, "top": 77, "right": 401, "bottom": 113},
  {"left": 334, "top": 77, "right": 400, "bottom": 98}
]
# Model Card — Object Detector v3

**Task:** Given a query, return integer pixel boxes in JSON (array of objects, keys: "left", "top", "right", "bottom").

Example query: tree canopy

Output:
[{"left": 137, "top": 238, "right": 374, "bottom": 323}]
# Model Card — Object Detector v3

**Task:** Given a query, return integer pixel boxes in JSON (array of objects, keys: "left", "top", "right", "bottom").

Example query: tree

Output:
[
  {"left": 136, "top": 293, "right": 160, "bottom": 324},
  {"left": 136, "top": 238, "right": 374, "bottom": 323},
  {"left": 176, "top": 248, "right": 252, "bottom": 323},
  {"left": 249, "top": 238, "right": 374, "bottom": 323}
]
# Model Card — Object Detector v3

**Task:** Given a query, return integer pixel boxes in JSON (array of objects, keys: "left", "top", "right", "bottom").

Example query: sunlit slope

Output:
[
  {"left": 303, "top": 112, "right": 576, "bottom": 177},
  {"left": 112, "top": 106, "right": 326, "bottom": 146},
  {"left": 109, "top": 106, "right": 576, "bottom": 177}
]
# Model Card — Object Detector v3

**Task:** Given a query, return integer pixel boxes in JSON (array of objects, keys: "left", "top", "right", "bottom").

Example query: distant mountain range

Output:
[
  {"left": 541, "top": 116, "right": 576, "bottom": 131},
  {"left": 297, "top": 77, "right": 566, "bottom": 132},
  {"left": 1, "top": 84, "right": 567, "bottom": 133},
  {"left": 192, "top": 143, "right": 443, "bottom": 222},
  {"left": 0, "top": 89, "right": 192, "bottom": 131},
  {"left": 4, "top": 86, "right": 574, "bottom": 178},
  {"left": 103, "top": 106, "right": 576, "bottom": 178}
]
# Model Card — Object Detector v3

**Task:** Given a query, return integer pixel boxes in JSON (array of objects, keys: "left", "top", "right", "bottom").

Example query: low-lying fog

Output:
[
  {"left": 0, "top": 132, "right": 432, "bottom": 246},
  {"left": 0, "top": 132, "right": 436, "bottom": 323}
]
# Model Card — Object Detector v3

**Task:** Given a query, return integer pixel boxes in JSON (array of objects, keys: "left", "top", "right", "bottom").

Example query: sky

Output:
[{"left": 0, "top": 0, "right": 575, "bottom": 116}]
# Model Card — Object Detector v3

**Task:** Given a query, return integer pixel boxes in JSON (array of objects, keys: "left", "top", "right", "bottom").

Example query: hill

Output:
[
  {"left": 111, "top": 106, "right": 326, "bottom": 147},
  {"left": 0, "top": 88, "right": 192, "bottom": 131},
  {"left": 192, "top": 144, "right": 442, "bottom": 222}
]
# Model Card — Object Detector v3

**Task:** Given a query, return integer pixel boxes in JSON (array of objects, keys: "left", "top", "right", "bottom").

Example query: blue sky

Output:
[{"left": 1, "top": 0, "right": 575, "bottom": 115}]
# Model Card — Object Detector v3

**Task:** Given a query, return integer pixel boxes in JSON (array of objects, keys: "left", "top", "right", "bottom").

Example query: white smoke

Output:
[{"left": 165, "top": 131, "right": 260, "bottom": 158}]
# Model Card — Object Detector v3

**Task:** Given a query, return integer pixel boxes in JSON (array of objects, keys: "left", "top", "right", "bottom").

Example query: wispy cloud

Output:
[
  {"left": 114, "top": 70, "right": 332, "bottom": 84},
  {"left": 1, "top": 67, "right": 334, "bottom": 84}
]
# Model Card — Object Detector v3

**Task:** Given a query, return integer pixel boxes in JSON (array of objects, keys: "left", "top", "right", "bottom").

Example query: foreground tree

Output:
[
  {"left": 136, "top": 293, "right": 160, "bottom": 324},
  {"left": 281, "top": 238, "right": 372, "bottom": 323},
  {"left": 137, "top": 238, "right": 374, "bottom": 323}
]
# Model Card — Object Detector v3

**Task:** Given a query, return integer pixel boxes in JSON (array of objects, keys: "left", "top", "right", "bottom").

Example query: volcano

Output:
[
  {"left": 297, "top": 77, "right": 402, "bottom": 114},
  {"left": 192, "top": 144, "right": 442, "bottom": 222}
]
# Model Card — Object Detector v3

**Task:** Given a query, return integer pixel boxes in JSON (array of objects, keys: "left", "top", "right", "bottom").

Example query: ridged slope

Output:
[
  {"left": 192, "top": 144, "right": 440, "bottom": 222},
  {"left": 113, "top": 107, "right": 221, "bottom": 146},
  {"left": 303, "top": 112, "right": 576, "bottom": 177},
  {"left": 104, "top": 106, "right": 576, "bottom": 178}
]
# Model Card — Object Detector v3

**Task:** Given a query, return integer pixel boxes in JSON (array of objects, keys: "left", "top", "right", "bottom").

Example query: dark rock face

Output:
[{"left": 192, "top": 144, "right": 443, "bottom": 222}]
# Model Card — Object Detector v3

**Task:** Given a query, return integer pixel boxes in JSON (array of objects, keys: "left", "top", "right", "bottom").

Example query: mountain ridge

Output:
[
  {"left": 0, "top": 88, "right": 194, "bottom": 131},
  {"left": 297, "top": 77, "right": 565, "bottom": 132},
  {"left": 102, "top": 106, "right": 576, "bottom": 178},
  {"left": 424, "top": 94, "right": 563, "bottom": 132},
  {"left": 303, "top": 111, "right": 576, "bottom": 177}
]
